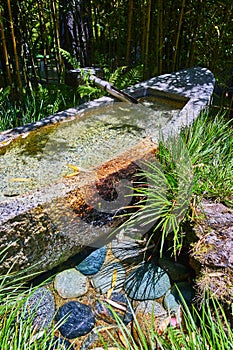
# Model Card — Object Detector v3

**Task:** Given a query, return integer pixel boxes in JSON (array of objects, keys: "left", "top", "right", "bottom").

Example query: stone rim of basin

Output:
[
  {"left": 0, "top": 67, "right": 215, "bottom": 277},
  {"left": 0, "top": 67, "right": 215, "bottom": 144}
]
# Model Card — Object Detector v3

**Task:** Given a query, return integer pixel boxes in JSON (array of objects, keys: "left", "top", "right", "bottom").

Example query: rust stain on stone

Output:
[{"left": 96, "top": 137, "right": 157, "bottom": 179}]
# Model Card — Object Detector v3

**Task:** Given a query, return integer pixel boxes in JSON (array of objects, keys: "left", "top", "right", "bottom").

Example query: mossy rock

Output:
[{"left": 191, "top": 199, "right": 233, "bottom": 306}]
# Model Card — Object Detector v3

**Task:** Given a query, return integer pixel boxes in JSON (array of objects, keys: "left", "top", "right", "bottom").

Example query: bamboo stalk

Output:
[
  {"left": 188, "top": 12, "right": 200, "bottom": 67},
  {"left": 50, "top": 0, "right": 62, "bottom": 82},
  {"left": 21, "top": 1, "right": 40, "bottom": 87},
  {"left": 0, "top": 7, "right": 13, "bottom": 94},
  {"left": 91, "top": 0, "right": 99, "bottom": 57},
  {"left": 144, "top": 0, "right": 152, "bottom": 79},
  {"left": 89, "top": 74, "right": 138, "bottom": 104},
  {"left": 82, "top": 0, "right": 93, "bottom": 67},
  {"left": 115, "top": 1, "right": 121, "bottom": 66},
  {"left": 7, "top": 0, "right": 23, "bottom": 98},
  {"left": 140, "top": 0, "right": 146, "bottom": 65},
  {"left": 126, "top": 0, "right": 134, "bottom": 65},
  {"left": 155, "top": 1, "right": 160, "bottom": 75},
  {"left": 20, "top": 39, "right": 29, "bottom": 89},
  {"left": 172, "top": 0, "right": 186, "bottom": 71},
  {"left": 158, "top": 0, "right": 163, "bottom": 74},
  {"left": 163, "top": 1, "right": 176, "bottom": 72},
  {"left": 17, "top": 1, "right": 33, "bottom": 90},
  {"left": 38, "top": 0, "right": 50, "bottom": 84}
]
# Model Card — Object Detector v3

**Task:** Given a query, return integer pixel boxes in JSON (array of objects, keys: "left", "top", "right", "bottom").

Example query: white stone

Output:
[{"left": 54, "top": 268, "right": 88, "bottom": 298}]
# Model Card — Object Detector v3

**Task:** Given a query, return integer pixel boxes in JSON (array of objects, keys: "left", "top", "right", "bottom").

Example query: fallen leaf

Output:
[
  {"left": 107, "top": 269, "right": 117, "bottom": 299},
  {"left": 66, "top": 163, "right": 79, "bottom": 171},
  {"left": 9, "top": 177, "right": 32, "bottom": 182},
  {"left": 64, "top": 171, "right": 79, "bottom": 178},
  {"left": 64, "top": 163, "right": 80, "bottom": 178},
  {"left": 104, "top": 298, "right": 127, "bottom": 312}
]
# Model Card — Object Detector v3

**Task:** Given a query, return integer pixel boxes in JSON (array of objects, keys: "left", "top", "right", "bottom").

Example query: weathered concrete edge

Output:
[{"left": 126, "top": 66, "right": 215, "bottom": 141}]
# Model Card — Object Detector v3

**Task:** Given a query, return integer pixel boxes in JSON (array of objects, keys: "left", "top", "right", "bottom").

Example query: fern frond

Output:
[
  {"left": 109, "top": 65, "right": 144, "bottom": 90},
  {"left": 77, "top": 84, "right": 103, "bottom": 99},
  {"left": 109, "top": 66, "right": 128, "bottom": 86},
  {"left": 59, "top": 48, "right": 80, "bottom": 69}
]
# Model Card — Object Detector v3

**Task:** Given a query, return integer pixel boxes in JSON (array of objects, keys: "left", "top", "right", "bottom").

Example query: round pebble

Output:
[
  {"left": 158, "top": 257, "right": 189, "bottom": 281},
  {"left": 164, "top": 282, "right": 195, "bottom": 313},
  {"left": 76, "top": 246, "right": 107, "bottom": 275},
  {"left": 95, "top": 291, "right": 133, "bottom": 324},
  {"left": 132, "top": 300, "right": 167, "bottom": 344},
  {"left": 135, "top": 300, "right": 167, "bottom": 317},
  {"left": 23, "top": 287, "right": 55, "bottom": 330},
  {"left": 124, "top": 262, "right": 171, "bottom": 300},
  {"left": 54, "top": 268, "right": 88, "bottom": 298},
  {"left": 55, "top": 301, "right": 95, "bottom": 339},
  {"left": 92, "top": 262, "right": 126, "bottom": 294}
]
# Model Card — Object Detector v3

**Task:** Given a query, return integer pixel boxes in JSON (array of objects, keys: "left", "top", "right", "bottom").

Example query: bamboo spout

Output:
[{"left": 89, "top": 75, "right": 138, "bottom": 104}]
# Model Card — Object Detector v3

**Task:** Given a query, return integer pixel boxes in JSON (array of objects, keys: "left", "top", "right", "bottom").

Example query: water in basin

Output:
[{"left": 0, "top": 100, "right": 180, "bottom": 202}]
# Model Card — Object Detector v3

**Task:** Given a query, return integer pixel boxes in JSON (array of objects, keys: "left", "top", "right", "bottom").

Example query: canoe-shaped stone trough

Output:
[{"left": 0, "top": 67, "right": 215, "bottom": 275}]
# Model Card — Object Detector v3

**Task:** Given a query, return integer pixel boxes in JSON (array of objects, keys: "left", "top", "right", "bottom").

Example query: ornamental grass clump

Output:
[
  {"left": 0, "top": 246, "right": 73, "bottom": 350},
  {"left": 113, "top": 111, "right": 232, "bottom": 259},
  {"left": 98, "top": 292, "right": 233, "bottom": 350}
]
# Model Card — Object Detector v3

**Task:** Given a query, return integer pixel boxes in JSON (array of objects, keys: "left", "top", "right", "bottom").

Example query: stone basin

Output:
[{"left": 0, "top": 67, "right": 215, "bottom": 275}]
